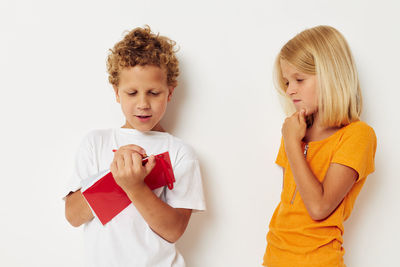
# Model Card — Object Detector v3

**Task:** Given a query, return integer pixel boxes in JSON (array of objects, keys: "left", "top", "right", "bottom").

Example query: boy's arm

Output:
[
  {"left": 65, "top": 190, "right": 94, "bottom": 227},
  {"left": 111, "top": 146, "right": 192, "bottom": 243},
  {"left": 126, "top": 185, "right": 192, "bottom": 243}
]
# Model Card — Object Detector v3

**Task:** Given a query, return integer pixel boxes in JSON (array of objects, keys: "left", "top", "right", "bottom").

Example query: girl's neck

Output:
[{"left": 303, "top": 113, "right": 341, "bottom": 143}]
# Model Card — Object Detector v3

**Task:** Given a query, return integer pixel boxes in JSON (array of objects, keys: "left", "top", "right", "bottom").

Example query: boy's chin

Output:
[
  {"left": 133, "top": 125, "right": 154, "bottom": 132},
  {"left": 124, "top": 122, "right": 163, "bottom": 132},
  {"left": 123, "top": 122, "right": 152, "bottom": 132}
]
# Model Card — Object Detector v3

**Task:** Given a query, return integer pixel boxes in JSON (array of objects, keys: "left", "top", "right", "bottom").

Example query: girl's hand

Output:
[
  {"left": 282, "top": 109, "right": 307, "bottom": 147},
  {"left": 110, "top": 145, "right": 156, "bottom": 194}
]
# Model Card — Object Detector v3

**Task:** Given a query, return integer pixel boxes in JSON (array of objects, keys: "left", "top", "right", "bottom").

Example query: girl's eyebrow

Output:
[{"left": 291, "top": 72, "right": 304, "bottom": 76}]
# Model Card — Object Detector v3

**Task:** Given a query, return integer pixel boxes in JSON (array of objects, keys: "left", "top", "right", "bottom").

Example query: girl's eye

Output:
[
  {"left": 128, "top": 91, "right": 137, "bottom": 96},
  {"left": 285, "top": 81, "right": 289, "bottom": 87},
  {"left": 296, "top": 79, "right": 304, "bottom": 82},
  {"left": 149, "top": 91, "right": 159, "bottom": 96}
]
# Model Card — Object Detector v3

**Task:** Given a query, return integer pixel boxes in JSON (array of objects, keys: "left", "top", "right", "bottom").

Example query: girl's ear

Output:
[
  {"left": 113, "top": 85, "right": 120, "bottom": 103},
  {"left": 167, "top": 86, "right": 175, "bottom": 102}
]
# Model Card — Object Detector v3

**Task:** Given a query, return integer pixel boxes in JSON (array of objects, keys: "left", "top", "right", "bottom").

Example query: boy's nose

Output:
[{"left": 137, "top": 96, "right": 150, "bottom": 109}]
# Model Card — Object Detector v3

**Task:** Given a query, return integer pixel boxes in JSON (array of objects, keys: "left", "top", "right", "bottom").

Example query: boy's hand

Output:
[
  {"left": 110, "top": 145, "right": 156, "bottom": 194},
  {"left": 282, "top": 109, "right": 307, "bottom": 148}
]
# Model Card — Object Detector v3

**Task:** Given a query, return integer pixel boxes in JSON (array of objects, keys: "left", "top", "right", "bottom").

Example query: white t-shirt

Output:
[{"left": 65, "top": 128, "right": 206, "bottom": 267}]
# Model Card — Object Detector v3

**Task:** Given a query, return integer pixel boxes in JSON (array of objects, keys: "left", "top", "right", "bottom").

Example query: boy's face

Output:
[{"left": 113, "top": 65, "right": 174, "bottom": 132}]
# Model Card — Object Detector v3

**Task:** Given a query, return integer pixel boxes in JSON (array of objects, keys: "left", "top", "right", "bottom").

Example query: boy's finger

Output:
[
  {"left": 116, "top": 154, "right": 125, "bottom": 171},
  {"left": 131, "top": 152, "right": 144, "bottom": 172},
  {"left": 144, "top": 155, "right": 156, "bottom": 175},
  {"left": 118, "top": 145, "right": 146, "bottom": 156},
  {"left": 123, "top": 151, "right": 133, "bottom": 169},
  {"left": 110, "top": 160, "right": 118, "bottom": 174}
]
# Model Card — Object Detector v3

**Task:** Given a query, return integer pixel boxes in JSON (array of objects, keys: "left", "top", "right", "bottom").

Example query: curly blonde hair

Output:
[{"left": 107, "top": 26, "right": 179, "bottom": 87}]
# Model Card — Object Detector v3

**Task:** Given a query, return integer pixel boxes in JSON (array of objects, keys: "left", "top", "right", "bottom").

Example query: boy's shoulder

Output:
[
  {"left": 166, "top": 133, "right": 198, "bottom": 162},
  {"left": 80, "top": 128, "right": 114, "bottom": 143}
]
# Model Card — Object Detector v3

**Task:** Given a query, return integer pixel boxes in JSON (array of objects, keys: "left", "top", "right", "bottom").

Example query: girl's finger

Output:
[
  {"left": 299, "top": 109, "right": 306, "bottom": 123},
  {"left": 291, "top": 111, "right": 299, "bottom": 119}
]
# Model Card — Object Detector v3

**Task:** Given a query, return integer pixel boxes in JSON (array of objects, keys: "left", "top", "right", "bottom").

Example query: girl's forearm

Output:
[{"left": 285, "top": 143, "right": 326, "bottom": 220}]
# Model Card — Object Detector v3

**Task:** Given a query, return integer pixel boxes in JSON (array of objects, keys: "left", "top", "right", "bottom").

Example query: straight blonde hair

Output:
[{"left": 274, "top": 25, "right": 362, "bottom": 127}]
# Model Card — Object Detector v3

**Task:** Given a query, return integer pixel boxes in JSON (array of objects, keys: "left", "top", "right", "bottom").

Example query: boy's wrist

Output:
[{"left": 124, "top": 181, "right": 147, "bottom": 198}]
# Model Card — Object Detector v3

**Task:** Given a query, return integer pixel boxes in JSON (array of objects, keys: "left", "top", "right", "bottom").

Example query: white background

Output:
[{"left": 1, "top": 0, "right": 399, "bottom": 266}]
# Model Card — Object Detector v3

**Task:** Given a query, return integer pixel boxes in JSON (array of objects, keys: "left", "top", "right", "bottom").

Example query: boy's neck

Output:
[
  {"left": 151, "top": 123, "right": 166, "bottom": 132},
  {"left": 121, "top": 123, "right": 166, "bottom": 132}
]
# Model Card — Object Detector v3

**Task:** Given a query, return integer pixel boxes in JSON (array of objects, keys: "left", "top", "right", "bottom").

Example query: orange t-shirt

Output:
[{"left": 263, "top": 121, "right": 377, "bottom": 267}]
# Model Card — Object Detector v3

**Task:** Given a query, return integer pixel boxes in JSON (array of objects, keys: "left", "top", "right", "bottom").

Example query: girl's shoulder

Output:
[
  {"left": 336, "top": 121, "right": 377, "bottom": 149},
  {"left": 342, "top": 121, "right": 375, "bottom": 137}
]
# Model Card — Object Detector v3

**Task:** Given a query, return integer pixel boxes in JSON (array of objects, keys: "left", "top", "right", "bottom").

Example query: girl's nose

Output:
[{"left": 286, "top": 84, "right": 297, "bottom": 96}]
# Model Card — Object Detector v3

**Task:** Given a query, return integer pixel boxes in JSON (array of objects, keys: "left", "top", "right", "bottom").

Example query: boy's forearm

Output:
[
  {"left": 65, "top": 190, "right": 94, "bottom": 227},
  {"left": 125, "top": 184, "right": 192, "bottom": 243}
]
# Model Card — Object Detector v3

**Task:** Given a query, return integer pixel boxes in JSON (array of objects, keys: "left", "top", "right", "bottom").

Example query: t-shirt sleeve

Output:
[
  {"left": 163, "top": 144, "right": 206, "bottom": 212},
  {"left": 275, "top": 137, "right": 287, "bottom": 168},
  {"left": 64, "top": 133, "right": 99, "bottom": 198},
  {"left": 331, "top": 123, "right": 377, "bottom": 182}
]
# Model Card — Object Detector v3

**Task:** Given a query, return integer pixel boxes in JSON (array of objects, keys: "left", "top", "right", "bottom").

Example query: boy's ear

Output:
[
  {"left": 167, "top": 86, "right": 175, "bottom": 102},
  {"left": 113, "top": 85, "right": 120, "bottom": 103}
]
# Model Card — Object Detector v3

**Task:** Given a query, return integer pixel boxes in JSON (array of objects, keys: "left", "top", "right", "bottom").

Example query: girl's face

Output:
[
  {"left": 113, "top": 65, "right": 174, "bottom": 132},
  {"left": 280, "top": 59, "right": 318, "bottom": 116}
]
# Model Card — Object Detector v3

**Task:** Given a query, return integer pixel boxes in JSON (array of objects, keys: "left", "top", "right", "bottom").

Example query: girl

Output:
[{"left": 263, "top": 26, "right": 377, "bottom": 267}]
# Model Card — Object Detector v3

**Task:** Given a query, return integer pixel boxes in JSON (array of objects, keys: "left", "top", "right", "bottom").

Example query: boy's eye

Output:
[
  {"left": 149, "top": 91, "right": 160, "bottom": 96},
  {"left": 296, "top": 79, "right": 304, "bottom": 82},
  {"left": 128, "top": 91, "right": 137, "bottom": 96}
]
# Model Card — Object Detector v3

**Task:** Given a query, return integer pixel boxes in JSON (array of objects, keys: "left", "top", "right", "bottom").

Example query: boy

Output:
[{"left": 64, "top": 26, "right": 205, "bottom": 267}]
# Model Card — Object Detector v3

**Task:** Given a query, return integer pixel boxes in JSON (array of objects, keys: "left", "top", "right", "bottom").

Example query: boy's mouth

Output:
[
  {"left": 136, "top": 115, "right": 152, "bottom": 118},
  {"left": 135, "top": 115, "right": 152, "bottom": 122}
]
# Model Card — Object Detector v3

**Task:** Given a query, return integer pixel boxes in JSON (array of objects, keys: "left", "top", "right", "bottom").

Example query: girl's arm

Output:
[
  {"left": 111, "top": 146, "right": 192, "bottom": 243},
  {"left": 283, "top": 110, "right": 358, "bottom": 221},
  {"left": 285, "top": 143, "right": 357, "bottom": 220},
  {"left": 65, "top": 190, "right": 94, "bottom": 227}
]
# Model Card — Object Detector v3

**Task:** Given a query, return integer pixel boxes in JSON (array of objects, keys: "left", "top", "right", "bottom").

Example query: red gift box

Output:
[{"left": 82, "top": 152, "right": 175, "bottom": 225}]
